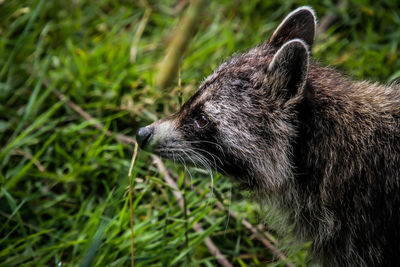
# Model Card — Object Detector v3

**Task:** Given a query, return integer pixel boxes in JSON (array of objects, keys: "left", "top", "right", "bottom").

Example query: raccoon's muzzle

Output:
[{"left": 136, "top": 126, "right": 153, "bottom": 149}]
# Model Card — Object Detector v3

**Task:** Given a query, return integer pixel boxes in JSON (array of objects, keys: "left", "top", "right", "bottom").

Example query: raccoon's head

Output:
[{"left": 137, "top": 7, "right": 316, "bottom": 193}]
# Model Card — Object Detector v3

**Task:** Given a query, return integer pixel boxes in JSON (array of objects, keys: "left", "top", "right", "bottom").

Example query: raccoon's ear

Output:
[
  {"left": 268, "top": 39, "right": 309, "bottom": 98},
  {"left": 269, "top": 6, "right": 316, "bottom": 48}
]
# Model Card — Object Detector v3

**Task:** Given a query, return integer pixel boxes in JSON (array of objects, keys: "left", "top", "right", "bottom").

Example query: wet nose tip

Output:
[{"left": 136, "top": 126, "right": 153, "bottom": 149}]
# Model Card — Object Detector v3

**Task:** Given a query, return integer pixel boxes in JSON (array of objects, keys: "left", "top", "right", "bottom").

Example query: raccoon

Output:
[{"left": 137, "top": 7, "right": 400, "bottom": 266}]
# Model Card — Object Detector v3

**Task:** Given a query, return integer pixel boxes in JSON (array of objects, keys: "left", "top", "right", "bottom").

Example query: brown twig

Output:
[
  {"left": 50, "top": 86, "right": 136, "bottom": 145},
  {"left": 214, "top": 201, "right": 294, "bottom": 267},
  {"left": 12, "top": 149, "right": 46, "bottom": 172}
]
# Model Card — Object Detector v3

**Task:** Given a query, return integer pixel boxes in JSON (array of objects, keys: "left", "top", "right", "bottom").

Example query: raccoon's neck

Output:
[{"left": 282, "top": 65, "right": 400, "bottom": 241}]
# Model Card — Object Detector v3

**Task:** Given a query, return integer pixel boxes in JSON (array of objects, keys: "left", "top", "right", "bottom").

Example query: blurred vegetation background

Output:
[{"left": 1, "top": 0, "right": 399, "bottom": 266}]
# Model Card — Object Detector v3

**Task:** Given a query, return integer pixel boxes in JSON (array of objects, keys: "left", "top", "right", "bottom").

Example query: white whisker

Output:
[{"left": 156, "top": 144, "right": 217, "bottom": 196}]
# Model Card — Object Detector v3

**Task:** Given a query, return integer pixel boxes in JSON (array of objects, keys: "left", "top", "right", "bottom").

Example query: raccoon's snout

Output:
[{"left": 136, "top": 126, "right": 154, "bottom": 149}]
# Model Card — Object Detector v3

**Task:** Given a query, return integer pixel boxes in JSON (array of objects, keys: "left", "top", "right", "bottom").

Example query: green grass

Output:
[{"left": 1, "top": 0, "right": 399, "bottom": 266}]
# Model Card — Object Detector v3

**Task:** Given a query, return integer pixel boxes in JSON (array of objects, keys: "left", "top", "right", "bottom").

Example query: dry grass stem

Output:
[
  {"left": 12, "top": 149, "right": 46, "bottom": 172},
  {"left": 130, "top": 0, "right": 152, "bottom": 63},
  {"left": 128, "top": 141, "right": 139, "bottom": 267},
  {"left": 155, "top": 0, "right": 206, "bottom": 89}
]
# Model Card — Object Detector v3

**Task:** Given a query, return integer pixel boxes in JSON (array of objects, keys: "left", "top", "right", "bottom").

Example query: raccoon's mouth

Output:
[
  {"left": 153, "top": 144, "right": 222, "bottom": 172},
  {"left": 154, "top": 146, "right": 204, "bottom": 165},
  {"left": 154, "top": 147, "right": 187, "bottom": 163}
]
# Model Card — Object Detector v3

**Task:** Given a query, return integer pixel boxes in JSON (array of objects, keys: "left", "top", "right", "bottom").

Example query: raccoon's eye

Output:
[{"left": 194, "top": 114, "right": 209, "bottom": 128}]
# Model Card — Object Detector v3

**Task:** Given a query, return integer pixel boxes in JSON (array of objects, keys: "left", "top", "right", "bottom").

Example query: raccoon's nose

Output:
[{"left": 136, "top": 126, "right": 154, "bottom": 149}]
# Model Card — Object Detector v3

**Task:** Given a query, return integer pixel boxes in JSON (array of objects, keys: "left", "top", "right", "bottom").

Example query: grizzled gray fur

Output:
[{"left": 137, "top": 7, "right": 400, "bottom": 266}]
